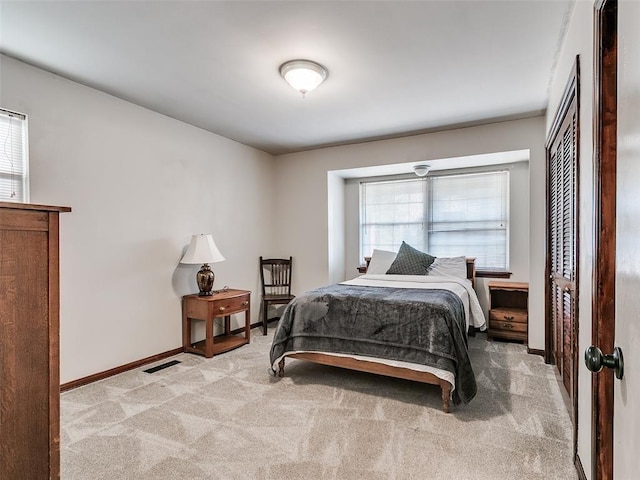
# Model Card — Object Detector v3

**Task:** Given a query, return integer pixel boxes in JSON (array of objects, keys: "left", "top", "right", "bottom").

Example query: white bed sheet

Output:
[
  {"left": 276, "top": 274, "right": 486, "bottom": 395},
  {"left": 342, "top": 273, "right": 486, "bottom": 329}
]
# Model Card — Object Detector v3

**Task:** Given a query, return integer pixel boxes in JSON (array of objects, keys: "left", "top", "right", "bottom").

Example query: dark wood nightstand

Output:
[
  {"left": 357, "top": 256, "right": 372, "bottom": 274},
  {"left": 182, "top": 289, "right": 251, "bottom": 358},
  {"left": 487, "top": 281, "right": 528, "bottom": 343}
]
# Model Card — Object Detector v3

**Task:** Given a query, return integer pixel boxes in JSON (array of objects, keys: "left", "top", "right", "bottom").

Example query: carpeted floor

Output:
[{"left": 61, "top": 328, "right": 578, "bottom": 480}]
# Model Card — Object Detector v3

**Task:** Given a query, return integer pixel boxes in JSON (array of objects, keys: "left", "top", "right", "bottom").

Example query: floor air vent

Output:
[{"left": 143, "top": 360, "right": 181, "bottom": 373}]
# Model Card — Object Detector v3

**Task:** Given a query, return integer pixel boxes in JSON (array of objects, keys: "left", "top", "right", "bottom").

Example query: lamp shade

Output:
[
  {"left": 180, "top": 234, "right": 225, "bottom": 265},
  {"left": 280, "top": 59, "right": 328, "bottom": 95}
]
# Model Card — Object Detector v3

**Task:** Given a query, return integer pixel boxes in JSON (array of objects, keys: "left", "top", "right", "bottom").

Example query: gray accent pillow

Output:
[{"left": 386, "top": 242, "right": 436, "bottom": 275}]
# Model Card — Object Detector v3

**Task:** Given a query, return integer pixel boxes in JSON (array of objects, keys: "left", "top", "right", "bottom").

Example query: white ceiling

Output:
[{"left": 0, "top": 1, "right": 573, "bottom": 155}]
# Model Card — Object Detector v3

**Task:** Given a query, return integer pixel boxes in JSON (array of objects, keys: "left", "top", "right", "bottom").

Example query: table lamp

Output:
[{"left": 180, "top": 234, "right": 225, "bottom": 295}]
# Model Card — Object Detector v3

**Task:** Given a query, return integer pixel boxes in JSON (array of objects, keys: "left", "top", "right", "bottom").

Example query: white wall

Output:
[
  {"left": 615, "top": 1, "right": 640, "bottom": 475},
  {"left": 273, "top": 116, "right": 546, "bottom": 349},
  {"left": 544, "top": 1, "right": 594, "bottom": 476},
  {"left": 0, "top": 55, "right": 276, "bottom": 383},
  {"left": 327, "top": 171, "right": 346, "bottom": 284}
]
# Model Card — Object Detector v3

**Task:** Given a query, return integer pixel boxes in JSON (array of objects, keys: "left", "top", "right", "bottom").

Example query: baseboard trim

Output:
[
  {"left": 60, "top": 347, "right": 184, "bottom": 391},
  {"left": 575, "top": 453, "right": 587, "bottom": 480},
  {"left": 61, "top": 321, "right": 267, "bottom": 392},
  {"left": 527, "top": 347, "right": 545, "bottom": 357}
]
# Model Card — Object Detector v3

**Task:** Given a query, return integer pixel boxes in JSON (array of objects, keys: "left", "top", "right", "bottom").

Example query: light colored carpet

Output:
[{"left": 61, "top": 329, "right": 578, "bottom": 480}]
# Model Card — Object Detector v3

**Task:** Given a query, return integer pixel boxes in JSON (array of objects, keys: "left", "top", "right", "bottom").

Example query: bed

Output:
[{"left": 269, "top": 246, "right": 486, "bottom": 413}]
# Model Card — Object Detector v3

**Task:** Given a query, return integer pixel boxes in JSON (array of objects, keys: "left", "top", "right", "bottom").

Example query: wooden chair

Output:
[{"left": 259, "top": 256, "right": 295, "bottom": 335}]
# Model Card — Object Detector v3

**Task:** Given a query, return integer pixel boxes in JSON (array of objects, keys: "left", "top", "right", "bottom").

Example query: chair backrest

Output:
[{"left": 260, "top": 256, "right": 293, "bottom": 296}]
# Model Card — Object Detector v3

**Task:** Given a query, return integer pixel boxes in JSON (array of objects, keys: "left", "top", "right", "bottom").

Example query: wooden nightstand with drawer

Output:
[
  {"left": 487, "top": 281, "right": 528, "bottom": 343},
  {"left": 182, "top": 289, "right": 251, "bottom": 358}
]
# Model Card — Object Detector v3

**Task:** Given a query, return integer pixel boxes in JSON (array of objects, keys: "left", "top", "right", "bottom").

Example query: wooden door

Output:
[
  {"left": 545, "top": 60, "right": 579, "bottom": 410},
  {"left": 591, "top": 1, "right": 616, "bottom": 478},
  {"left": 592, "top": 0, "right": 640, "bottom": 478}
]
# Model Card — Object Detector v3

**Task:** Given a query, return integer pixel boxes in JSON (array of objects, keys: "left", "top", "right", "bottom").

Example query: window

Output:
[
  {"left": 0, "top": 109, "right": 29, "bottom": 202},
  {"left": 360, "top": 170, "right": 509, "bottom": 269}
]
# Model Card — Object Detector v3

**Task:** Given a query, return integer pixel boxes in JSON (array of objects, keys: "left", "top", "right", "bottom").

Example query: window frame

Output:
[{"left": 0, "top": 108, "right": 29, "bottom": 203}]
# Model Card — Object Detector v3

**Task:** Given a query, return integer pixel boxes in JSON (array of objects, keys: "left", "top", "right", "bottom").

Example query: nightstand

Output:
[
  {"left": 182, "top": 289, "right": 251, "bottom": 358},
  {"left": 357, "top": 256, "right": 372, "bottom": 274},
  {"left": 487, "top": 281, "right": 528, "bottom": 343}
]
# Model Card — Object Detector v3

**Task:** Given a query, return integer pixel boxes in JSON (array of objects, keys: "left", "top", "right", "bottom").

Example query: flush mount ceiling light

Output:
[
  {"left": 279, "top": 59, "right": 328, "bottom": 96},
  {"left": 413, "top": 164, "right": 432, "bottom": 177}
]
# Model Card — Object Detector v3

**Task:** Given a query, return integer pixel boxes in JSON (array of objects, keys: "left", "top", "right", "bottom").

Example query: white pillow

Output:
[
  {"left": 427, "top": 256, "right": 468, "bottom": 279},
  {"left": 366, "top": 249, "right": 397, "bottom": 274}
]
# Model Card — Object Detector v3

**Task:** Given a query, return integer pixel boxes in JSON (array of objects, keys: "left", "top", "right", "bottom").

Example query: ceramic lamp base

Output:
[{"left": 196, "top": 263, "right": 215, "bottom": 296}]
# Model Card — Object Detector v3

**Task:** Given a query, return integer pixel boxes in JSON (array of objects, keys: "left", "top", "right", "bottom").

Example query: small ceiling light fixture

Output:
[
  {"left": 279, "top": 59, "right": 328, "bottom": 97},
  {"left": 413, "top": 164, "right": 432, "bottom": 177}
]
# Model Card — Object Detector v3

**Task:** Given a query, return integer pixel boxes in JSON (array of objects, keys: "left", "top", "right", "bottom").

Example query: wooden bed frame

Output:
[{"left": 277, "top": 257, "right": 477, "bottom": 413}]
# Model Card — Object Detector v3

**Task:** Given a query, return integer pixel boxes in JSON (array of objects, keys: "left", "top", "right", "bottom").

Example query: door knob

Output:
[{"left": 584, "top": 346, "right": 624, "bottom": 379}]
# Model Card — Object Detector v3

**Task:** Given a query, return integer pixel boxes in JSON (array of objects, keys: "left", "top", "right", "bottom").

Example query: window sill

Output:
[{"left": 476, "top": 270, "right": 512, "bottom": 279}]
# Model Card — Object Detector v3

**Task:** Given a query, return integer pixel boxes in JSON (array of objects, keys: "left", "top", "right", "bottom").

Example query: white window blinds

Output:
[
  {"left": 361, "top": 178, "right": 428, "bottom": 256},
  {"left": 0, "top": 109, "right": 28, "bottom": 202},
  {"left": 360, "top": 170, "right": 509, "bottom": 269},
  {"left": 428, "top": 171, "right": 509, "bottom": 269}
]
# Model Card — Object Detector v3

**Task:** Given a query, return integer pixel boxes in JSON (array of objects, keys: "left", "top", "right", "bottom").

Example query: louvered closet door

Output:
[{"left": 547, "top": 93, "right": 578, "bottom": 400}]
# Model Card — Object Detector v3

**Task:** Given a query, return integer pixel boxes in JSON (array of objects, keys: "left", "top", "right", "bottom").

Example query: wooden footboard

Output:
[{"left": 278, "top": 353, "right": 451, "bottom": 413}]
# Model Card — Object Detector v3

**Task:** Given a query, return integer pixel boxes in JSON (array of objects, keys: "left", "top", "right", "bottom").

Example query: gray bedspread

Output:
[{"left": 269, "top": 283, "right": 477, "bottom": 405}]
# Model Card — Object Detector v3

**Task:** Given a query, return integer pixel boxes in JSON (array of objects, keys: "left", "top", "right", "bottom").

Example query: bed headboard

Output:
[
  {"left": 466, "top": 257, "right": 476, "bottom": 288},
  {"left": 360, "top": 256, "right": 476, "bottom": 287}
]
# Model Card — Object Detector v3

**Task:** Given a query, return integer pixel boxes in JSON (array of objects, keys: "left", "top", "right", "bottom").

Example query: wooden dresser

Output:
[
  {"left": 487, "top": 281, "right": 528, "bottom": 343},
  {"left": 0, "top": 202, "right": 71, "bottom": 479}
]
